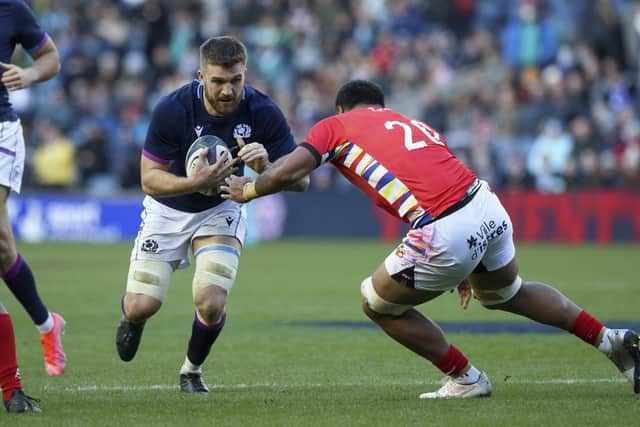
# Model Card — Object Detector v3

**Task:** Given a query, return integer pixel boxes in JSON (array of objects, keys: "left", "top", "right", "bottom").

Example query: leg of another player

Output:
[
  {"left": 0, "top": 187, "right": 65, "bottom": 376},
  {"left": 0, "top": 303, "right": 41, "bottom": 413},
  {"left": 470, "top": 257, "right": 640, "bottom": 393},
  {"left": 116, "top": 260, "right": 173, "bottom": 362},
  {"left": 179, "top": 235, "right": 239, "bottom": 393},
  {"left": 363, "top": 264, "right": 490, "bottom": 398}
]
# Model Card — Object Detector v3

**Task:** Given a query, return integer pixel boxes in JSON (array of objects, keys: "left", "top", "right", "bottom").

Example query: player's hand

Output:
[
  {"left": 220, "top": 175, "right": 252, "bottom": 203},
  {"left": 236, "top": 137, "right": 268, "bottom": 173},
  {"left": 457, "top": 279, "right": 473, "bottom": 310},
  {"left": 0, "top": 62, "right": 37, "bottom": 91},
  {"left": 191, "top": 149, "right": 239, "bottom": 192}
]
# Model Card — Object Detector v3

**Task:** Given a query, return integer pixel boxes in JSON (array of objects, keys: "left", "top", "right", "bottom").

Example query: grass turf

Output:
[{"left": 1, "top": 241, "right": 639, "bottom": 426}]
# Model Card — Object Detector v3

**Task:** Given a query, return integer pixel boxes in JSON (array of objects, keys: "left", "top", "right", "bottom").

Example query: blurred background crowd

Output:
[{"left": 10, "top": 0, "right": 640, "bottom": 195}]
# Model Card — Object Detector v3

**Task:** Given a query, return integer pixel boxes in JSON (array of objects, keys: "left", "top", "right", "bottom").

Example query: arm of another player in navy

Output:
[
  {"left": 0, "top": 5, "right": 60, "bottom": 91},
  {"left": 221, "top": 145, "right": 316, "bottom": 202}
]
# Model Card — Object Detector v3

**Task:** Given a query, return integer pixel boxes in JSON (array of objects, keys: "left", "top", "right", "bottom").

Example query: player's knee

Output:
[
  {"left": 360, "top": 276, "right": 413, "bottom": 317},
  {"left": 194, "top": 298, "right": 225, "bottom": 324},
  {"left": 192, "top": 245, "right": 240, "bottom": 294},
  {"left": 123, "top": 293, "right": 162, "bottom": 322},
  {"left": 474, "top": 276, "right": 523, "bottom": 308},
  {"left": 126, "top": 260, "right": 172, "bottom": 308}
]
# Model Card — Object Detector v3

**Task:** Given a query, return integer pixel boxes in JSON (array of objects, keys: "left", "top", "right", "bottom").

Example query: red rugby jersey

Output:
[{"left": 303, "top": 106, "right": 476, "bottom": 224}]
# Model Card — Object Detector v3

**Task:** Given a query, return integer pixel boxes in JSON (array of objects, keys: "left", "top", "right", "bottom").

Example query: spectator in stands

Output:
[
  {"left": 9, "top": 0, "right": 640, "bottom": 194},
  {"left": 32, "top": 121, "right": 76, "bottom": 190},
  {"left": 527, "top": 118, "right": 573, "bottom": 193}
]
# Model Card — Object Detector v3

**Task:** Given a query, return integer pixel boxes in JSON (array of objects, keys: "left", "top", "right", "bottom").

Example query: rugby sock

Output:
[
  {"left": 185, "top": 311, "right": 227, "bottom": 367},
  {"left": 2, "top": 254, "right": 49, "bottom": 326},
  {"left": 433, "top": 344, "right": 469, "bottom": 377},
  {"left": 570, "top": 310, "right": 604, "bottom": 346},
  {"left": 0, "top": 314, "right": 22, "bottom": 400}
]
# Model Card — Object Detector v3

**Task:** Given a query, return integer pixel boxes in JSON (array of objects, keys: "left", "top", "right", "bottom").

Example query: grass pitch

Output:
[{"left": 1, "top": 241, "right": 639, "bottom": 426}]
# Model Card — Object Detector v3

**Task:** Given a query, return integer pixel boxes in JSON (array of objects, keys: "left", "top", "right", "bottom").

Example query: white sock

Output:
[
  {"left": 37, "top": 312, "right": 53, "bottom": 333},
  {"left": 598, "top": 328, "right": 613, "bottom": 354},
  {"left": 180, "top": 357, "right": 201, "bottom": 375},
  {"left": 455, "top": 365, "right": 481, "bottom": 385}
]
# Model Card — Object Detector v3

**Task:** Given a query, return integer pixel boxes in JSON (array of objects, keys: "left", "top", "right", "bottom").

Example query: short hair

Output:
[
  {"left": 335, "top": 80, "right": 385, "bottom": 111},
  {"left": 200, "top": 36, "right": 247, "bottom": 68}
]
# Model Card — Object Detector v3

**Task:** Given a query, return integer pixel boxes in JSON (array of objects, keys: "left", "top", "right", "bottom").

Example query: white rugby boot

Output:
[
  {"left": 603, "top": 329, "right": 640, "bottom": 393},
  {"left": 419, "top": 371, "right": 492, "bottom": 399}
]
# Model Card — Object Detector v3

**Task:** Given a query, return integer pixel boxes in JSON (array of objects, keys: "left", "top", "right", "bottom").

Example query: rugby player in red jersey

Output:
[{"left": 222, "top": 79, "right": 639, "bottom": 398}]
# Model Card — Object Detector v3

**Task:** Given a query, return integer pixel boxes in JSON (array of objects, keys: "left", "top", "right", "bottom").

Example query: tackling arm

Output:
[{"left": 221, "top": 146, "right": 316, "bottom": 202}]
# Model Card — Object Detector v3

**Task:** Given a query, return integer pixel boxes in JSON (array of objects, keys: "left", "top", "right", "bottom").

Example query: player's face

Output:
[{"left": 198, "top": 62, "right": 245, "bottom": 116}]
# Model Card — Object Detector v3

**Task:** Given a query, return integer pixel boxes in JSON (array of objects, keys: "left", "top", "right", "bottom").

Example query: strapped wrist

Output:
[{"left": 242, "top": 181, "right": 258, "bottom": 201}]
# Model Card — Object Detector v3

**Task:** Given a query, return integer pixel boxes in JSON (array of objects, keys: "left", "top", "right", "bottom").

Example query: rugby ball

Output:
[{"left": 185, "top": 134, "right": 231, "bottom": 196}]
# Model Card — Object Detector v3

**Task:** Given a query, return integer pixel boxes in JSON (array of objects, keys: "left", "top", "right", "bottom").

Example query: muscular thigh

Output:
[
  {"left": 384, "top": 182, "right": 513, "bottom": 293},
  {"left": 0, "top": 120, "right": 25, "bottom": 194},
  {"left": 372, "top": 263, "right": 443, "bottom": 306},
  {"left": 131, "top": 197, "right": 247, "bottom": 270}
]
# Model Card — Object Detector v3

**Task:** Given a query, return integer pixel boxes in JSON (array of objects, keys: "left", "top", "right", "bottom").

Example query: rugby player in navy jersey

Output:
[
  {"left": 116, "top": 35, "right": 309, "bottom": 393},
  {"left": 0, "top": 0, "right": 66, "bottom": 413}
]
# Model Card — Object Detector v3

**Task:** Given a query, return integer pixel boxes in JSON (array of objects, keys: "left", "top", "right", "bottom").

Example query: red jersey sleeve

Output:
[{"left": 302, "top": 116, "right": 347, "bottom": 164}]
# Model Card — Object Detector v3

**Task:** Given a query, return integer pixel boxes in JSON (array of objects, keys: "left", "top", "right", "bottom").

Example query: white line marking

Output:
[{"left": 50, "top": 378, "right": 627, "bottom": 393}]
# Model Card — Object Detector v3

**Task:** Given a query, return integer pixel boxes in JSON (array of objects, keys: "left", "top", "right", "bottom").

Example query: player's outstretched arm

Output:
[
  {"left": 141, "top": 150, "right": 238, "bottom": 197},
  {"left": 235, "top": 137, "right": 309, "bottom": 192},
  {"left": 0, "top": 37, "right": 60, "bottom": 91},
  {"left": 221, "top": 146, "right": 315, "bottom": 202}
]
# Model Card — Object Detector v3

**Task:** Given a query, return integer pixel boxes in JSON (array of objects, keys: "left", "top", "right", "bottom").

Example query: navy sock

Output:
[
  {"left": 3, "top": 254, "right": 48, "bottom": 325},
  {"left": 186, "top": 312, "right": 226, "bottom": 365}
]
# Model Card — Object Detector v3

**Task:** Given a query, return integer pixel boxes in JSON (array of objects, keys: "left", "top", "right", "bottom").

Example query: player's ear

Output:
[{"left": 197, "top": 69, "right": 203, "bottom": 82}]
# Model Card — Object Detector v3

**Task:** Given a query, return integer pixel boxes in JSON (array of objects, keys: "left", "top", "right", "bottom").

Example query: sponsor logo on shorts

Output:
[
  {"left": 225, "top": 216, "right": 235, "bottom": 226},
  {"left": 467, "top": 220, "right": 508, "bottom": 260},
  {"left": 141, "top": 239, "right": 159, "bottom": 253},
  {"left": 395, "top": 244, "right": 405, "bottom": 258}
]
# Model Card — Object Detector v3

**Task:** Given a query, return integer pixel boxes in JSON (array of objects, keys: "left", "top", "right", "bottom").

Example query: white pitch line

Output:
[{"left": 52, "top": 378, "right": 626, "bottom": 393}]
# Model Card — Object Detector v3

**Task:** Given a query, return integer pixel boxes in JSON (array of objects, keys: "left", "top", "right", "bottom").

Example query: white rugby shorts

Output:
[
  {"left": 131, "top": 196, "right": 247, "bottom": 269},
  {"left": 0, "top": 120, "right": 25, "bottom": 193},
  {"left": 384, "top": 181, "right": 516, "bottom": 292}
]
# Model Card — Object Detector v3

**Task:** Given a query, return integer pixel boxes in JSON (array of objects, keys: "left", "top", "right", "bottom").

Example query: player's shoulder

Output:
[
  {"left": 242, "top": 84, "right": 282, "bottom": 115},
  {"left": 152, "top": 80, "right": 198, "bottom": 118},
  {"left": 4, "top": 0, "right": 32, "bottom": 14}
]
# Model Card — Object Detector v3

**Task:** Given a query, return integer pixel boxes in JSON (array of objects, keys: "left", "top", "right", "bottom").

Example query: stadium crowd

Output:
[{"left": 9, "top": 0, "right": 640, "bottom": 194}]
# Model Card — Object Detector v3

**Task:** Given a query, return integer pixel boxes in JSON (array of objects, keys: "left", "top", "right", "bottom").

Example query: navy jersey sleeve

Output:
[
  {"left": 143, "top": 95, "right": 185, "bottom": 164},
  {"left": 255, "top": 100, "right": 297, "bottom": 162},
  {"left": 14, "top": 0, "right": 48, "bottom": 53}
]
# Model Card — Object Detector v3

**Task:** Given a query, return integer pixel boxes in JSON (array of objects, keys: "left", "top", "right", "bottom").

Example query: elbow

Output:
[
  {"left": 295, "top": 175, "right": 310, "bottom": 192},
  {"left": 141, "top": 179, "right": 156, "bottom": 196},
  {"left": 280, "top": 172, "right": 309, "bottom": 192}
]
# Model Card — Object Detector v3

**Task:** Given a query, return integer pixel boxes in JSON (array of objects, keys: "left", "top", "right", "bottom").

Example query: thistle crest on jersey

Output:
[{"left": 233, "top": 123, "right": 252, "bottom": 139}]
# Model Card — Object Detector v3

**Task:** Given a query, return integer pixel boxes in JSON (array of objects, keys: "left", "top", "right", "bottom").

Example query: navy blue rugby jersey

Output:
[
  {"left": 143, "top": 80, "right": 297, "bottom": 212},
  {"left": 0, "top": 0, "right": 49, "bottom": 122}
]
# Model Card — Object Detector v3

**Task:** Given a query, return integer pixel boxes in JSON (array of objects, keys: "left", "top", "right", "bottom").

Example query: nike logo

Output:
[{"left": 195, "top": 126, "right": 204, "bottom": 137}]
